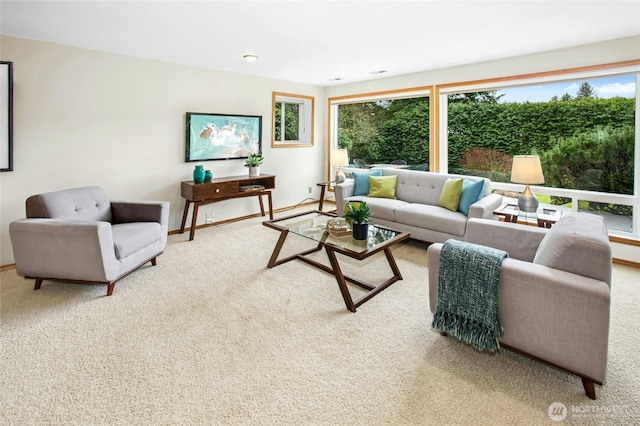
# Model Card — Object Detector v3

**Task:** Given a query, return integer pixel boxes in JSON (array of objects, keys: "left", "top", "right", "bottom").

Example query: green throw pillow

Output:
[
  {"left": 438, "top": 178, "right": 463, "bottom": 212},
  {"left": 368, "top": 175, "right": 398, "bottom": 199}
]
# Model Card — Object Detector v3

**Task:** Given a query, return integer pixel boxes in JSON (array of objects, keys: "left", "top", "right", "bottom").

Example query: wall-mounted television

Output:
[{"left": 185, "top": 112, "right": 262, "bottom": 162}]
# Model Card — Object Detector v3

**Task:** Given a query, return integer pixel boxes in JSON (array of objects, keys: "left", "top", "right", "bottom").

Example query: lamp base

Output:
[
  {"left": 335, "top": 168, "right": 345, "bottom": 184},
  {"left": 518, "top": 184, "right": 539, "bottom": 213}
]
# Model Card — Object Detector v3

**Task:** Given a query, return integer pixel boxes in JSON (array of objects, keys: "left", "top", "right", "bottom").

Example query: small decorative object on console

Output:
[
  {"left": 193, "top": 165, "right": 205, "bottom": 183},
  {"left": 245, "top": 153, "right": 264, "bottom": 177}
]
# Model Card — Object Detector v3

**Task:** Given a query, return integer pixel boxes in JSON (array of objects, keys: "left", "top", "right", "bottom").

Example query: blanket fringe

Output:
[{"left": 432, "top": 310, "right": 502, "bottom": 353}]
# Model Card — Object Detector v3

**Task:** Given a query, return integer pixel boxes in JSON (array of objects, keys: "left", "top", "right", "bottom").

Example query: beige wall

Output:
[
  {"left": 1, "top": 34, "right": 639, "bottom": 265},
  {"left": 0, "top": 35, "right": 326, "bottom": 265}
]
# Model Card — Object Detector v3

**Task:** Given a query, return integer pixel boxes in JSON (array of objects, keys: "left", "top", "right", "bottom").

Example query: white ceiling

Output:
[{"left": 1, "top": 1, "right": 639, "bottom": 86}]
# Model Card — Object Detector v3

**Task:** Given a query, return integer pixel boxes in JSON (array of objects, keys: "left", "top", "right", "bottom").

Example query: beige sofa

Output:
[
  {"left": 334, "top": 168, "right": 503, "bottom": 243},
  {"left": 427, "top": 213, "right": 612, "bottom": 399}
]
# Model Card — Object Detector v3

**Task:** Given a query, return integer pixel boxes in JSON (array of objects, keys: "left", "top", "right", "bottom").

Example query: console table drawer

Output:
[{"left": 182, "top": 181, "right": 239, "bottom": 200}]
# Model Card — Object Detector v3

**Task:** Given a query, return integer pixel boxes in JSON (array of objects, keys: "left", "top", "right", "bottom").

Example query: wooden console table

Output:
[{"left": 180, "top": 174, "right": 275, "bottom": 240}]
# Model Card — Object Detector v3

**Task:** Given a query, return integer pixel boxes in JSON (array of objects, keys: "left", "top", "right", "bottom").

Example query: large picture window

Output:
[{"left": 440, "top": 66, "right": 639, "bottom": 236}]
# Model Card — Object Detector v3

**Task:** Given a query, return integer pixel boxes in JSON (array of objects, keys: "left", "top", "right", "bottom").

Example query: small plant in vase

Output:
[
  {"left": 245, "top": 153, "right": 264, "bottom": 176},
  {"left": 343, "top": 201, "right": 371, "bottom": 240}
]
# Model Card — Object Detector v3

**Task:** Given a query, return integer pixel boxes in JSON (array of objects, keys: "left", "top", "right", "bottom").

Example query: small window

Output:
[{"left": 272, "top": 92, "right": 314, "bottom": 147}]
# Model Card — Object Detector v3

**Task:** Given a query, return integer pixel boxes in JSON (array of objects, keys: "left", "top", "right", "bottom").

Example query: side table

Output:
[
  {"left": 494, "top": 202, "right": 562, "bottom": 228},
  {"left": 316, "top": 180, "right": 335, "bottom": 212}
]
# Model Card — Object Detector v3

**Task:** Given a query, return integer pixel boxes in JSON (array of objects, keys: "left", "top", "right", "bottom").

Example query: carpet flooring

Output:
[{"left": 1, "top": 210, "right": 639, "bottom": 425}]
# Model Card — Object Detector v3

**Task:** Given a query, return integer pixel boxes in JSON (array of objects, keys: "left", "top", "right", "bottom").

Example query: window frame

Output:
[
  {"left": 436, "top": 62, "right": 640, "bottom": 238},
  {"left": 327, "top": 86, "right": 433, "bottom": 178},
  {"left": 272, "top": 92, "right": 314, "bottom": 148}
]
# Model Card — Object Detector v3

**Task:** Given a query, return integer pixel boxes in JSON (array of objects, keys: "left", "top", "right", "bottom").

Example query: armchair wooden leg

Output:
[
  {"left": 107, "top": 282, "right": 116, "bottom": 296},
  {"left": 34, "top": 279, "right": 43, "bottom": 290},
  {"left": 582, "top": 377, "right": 596, "bottom": 400},
  {"left": 151, "top": 257, "right": 157, "bottom": 266}
]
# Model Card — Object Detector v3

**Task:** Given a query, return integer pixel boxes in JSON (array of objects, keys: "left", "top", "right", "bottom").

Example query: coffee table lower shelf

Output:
[{"left": 264, "top": 220, "right": 409, "bottom": 312}]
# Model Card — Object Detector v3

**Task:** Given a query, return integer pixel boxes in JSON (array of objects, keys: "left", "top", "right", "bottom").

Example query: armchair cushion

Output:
[
  {"left": 26, "top": 186, "right": 111, "bottom": 221},
  {"left": 112, "top": 222, "right": 162, "bottom": 260}
]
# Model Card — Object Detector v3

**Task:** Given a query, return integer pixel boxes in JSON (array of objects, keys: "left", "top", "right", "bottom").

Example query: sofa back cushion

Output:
[
  {"left": 26, "top": 186, "right": 112, "bottom": 222},
  {"left": 533, "top": 213, "right": 612, "bottom": 285},
  {"left": 381, "top": 168, "right": 489, "bottom": 206}
]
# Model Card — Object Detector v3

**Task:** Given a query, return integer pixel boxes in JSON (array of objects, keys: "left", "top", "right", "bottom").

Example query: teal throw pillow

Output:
[
  {"left": 438, "top": 178, "right": 464, "bottom": 212},
  {"left": 353, "top": 169, "right": 383, "bottom": 196},
  {"left": 458, "top": 179, "right": 485, "bottom": 216}
]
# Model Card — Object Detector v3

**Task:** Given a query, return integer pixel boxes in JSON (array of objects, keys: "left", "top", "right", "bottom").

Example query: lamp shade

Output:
[
  {"left": 331, "top": 149, "right": 349, "bottom": 167},
  {"left": 510, "top": 155, "right": 545, "bottom": 184}
]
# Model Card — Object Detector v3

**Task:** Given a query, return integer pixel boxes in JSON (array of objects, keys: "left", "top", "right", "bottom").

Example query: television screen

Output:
[{"left": 185, "top": 112, "right": 262, "bottom": 162}]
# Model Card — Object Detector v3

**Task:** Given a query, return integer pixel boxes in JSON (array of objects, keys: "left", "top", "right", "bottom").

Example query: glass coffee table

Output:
[{"left": 263, "top": 210, "right": 410, "bottom": 312}]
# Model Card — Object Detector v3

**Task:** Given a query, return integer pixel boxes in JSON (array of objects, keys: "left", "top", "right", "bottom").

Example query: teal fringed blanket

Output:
[{"left": 432, "top": 239, "right": 508, "bottom": 352}]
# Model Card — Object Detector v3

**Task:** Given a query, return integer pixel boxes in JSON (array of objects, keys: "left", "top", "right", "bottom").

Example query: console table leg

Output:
[
  {"left": 189, "top": 202, "right": 200, "bottom": 241},
  {"left": 266, "top": 191, "right": 274, "bottom": 220},
  {"left": 258, "top": 194, "right": 265, "bottom": 216},
  {"left": 180, "top": 200, "right": 191, "bottom": 234}
]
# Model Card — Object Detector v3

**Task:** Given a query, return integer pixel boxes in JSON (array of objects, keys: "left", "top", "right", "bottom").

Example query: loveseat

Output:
[
  {"left": 9, "top": 186, "right": 170, "bottom": 296},
  {"left": 427, "top": 213, "right": 612, "bottom": 399},
  {"left": 334, "top": 168, "right": 503, "bottom": 243}
]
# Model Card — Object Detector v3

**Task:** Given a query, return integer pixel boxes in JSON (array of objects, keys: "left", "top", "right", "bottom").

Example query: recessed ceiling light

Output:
[
  {"left": 243, "top": 54, "right": 259, "bottom": 62},
  {"left": 369, "top": 70, "right": 387, "bottom": 75},
  {"left": 328, "top": 77, "right": 344, "bottom": 81}
]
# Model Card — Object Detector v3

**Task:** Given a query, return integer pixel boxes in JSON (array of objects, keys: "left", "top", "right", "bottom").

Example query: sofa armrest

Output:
[
  {"left": 111, "top": 201, "right": 170, "bottom": 227},
  {"left": 334, "top": 180, "right": 355, "bottom": 216},
  {"left": 427, "top": 242, "right": 610, "bottom": 382},
  {"left": 9, "top": 219, "right": 119, "bottom": 282},
  {"left": 468, "top": 193, "right": 503, "bottom": 219},
  {"left": 465, "top": 218, "right": 548, "bottom": 262}
]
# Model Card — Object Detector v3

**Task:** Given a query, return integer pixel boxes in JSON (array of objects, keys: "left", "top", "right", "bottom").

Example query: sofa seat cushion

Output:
[
  {"left": 345, "top": 196, "right": 408, "bottom": 222},
  {"left": 395, "top": 203, "right": 468, "bottom": 237},
  {"left": 112, "top": 222, "right": 162, "bottom": 260}
]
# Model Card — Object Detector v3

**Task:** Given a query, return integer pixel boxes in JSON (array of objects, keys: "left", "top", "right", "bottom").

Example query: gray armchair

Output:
[
  {"left": 428, "top": 213, "right": 612, "bottom": 399},
  {"left": 9, "top": 186, "right": 169, "bottom": 296}
]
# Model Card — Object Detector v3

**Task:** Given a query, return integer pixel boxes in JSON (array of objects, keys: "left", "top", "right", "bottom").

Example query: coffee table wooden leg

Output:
[
  {"left": 267, "top": 230, "right": 289, "bottom": 268},
  {"left": 325, "top": 246, "right": 357, "bottom": 312},
  {"left": 384, "top": 247, "right": 403, "bottom": 280}
]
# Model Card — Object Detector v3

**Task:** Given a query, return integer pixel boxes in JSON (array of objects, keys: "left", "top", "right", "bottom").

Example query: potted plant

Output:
[
  {"left": 343, "top": 201, "right": 371, "bottom": 240},
  {"left": 244, "top": 152, "right": 263, "bottom": 176}
]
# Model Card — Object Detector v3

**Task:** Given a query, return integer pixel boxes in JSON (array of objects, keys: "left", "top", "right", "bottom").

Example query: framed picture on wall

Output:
[
  {"left": 0, "top": 61, "right": 13, "bottom": 172},
  {"left": 185, "top": 112, "right": 262, "bottom": 162}
]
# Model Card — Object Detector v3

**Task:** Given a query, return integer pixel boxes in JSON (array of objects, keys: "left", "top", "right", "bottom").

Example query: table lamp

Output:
[
  {"left": 510, "top": 155, "right": 545, "bottom": 213},
  {"left": 332, "top": 149, "right": 349, "bottom": 184}
]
